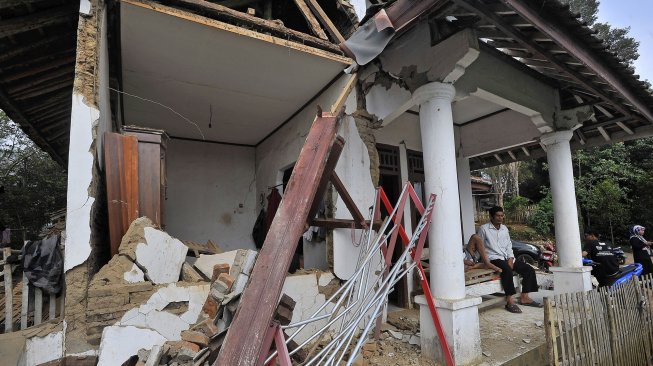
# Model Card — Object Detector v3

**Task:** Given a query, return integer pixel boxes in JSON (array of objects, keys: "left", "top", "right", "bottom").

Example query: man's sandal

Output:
[
  {"left": 519, "top": 301, "right": 544, "bottom": 308},
  {"left": 505, "top": 304, "right": 522, "bottom": 313}
]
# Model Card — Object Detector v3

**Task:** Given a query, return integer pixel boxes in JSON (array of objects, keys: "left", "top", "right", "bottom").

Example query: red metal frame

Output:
[
  {"left": 260, "top": 183, "right": 454, "bottom": 366},
  {"left": 377, "top": 184, "right": 455, "bottom": 366}
]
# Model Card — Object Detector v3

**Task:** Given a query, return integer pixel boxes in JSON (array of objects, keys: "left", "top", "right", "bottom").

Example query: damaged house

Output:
[{"left": 2, "top": 0, "right": 653, "bottom": 364}]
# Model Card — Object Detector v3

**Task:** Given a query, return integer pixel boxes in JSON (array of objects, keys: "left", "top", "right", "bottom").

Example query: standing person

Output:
[
  {"left": 582, "top": 228, "right": 620, "bottom": 287},
  {"left": 630, "top": 225, "right": 653, "bottom": 276},
  {"left": 478, "top": 206, "right": 541, "bottom": 313}
]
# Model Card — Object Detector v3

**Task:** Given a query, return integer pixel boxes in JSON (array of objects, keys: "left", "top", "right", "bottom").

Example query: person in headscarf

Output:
[{"left": 630, "top": 225, "right": 653, "bottom": 276}]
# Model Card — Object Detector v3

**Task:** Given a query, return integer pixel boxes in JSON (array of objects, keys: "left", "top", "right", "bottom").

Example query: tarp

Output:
[{"left": 22, "top": 235, "right": 63, "bottom": 295}]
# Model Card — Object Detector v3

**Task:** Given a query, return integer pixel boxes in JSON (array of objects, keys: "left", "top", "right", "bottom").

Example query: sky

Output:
[{"left": 598, "top": 1, "right": 653, "bottom": 82}]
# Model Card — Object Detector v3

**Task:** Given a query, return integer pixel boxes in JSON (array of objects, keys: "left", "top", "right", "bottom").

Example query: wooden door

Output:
[{"left": 104, "top": 132, "right": 139, "bottom": 256}]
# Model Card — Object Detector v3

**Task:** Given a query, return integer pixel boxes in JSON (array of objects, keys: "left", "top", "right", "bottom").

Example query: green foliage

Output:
[
  {"left": 507, "top": 224, "right": 541, "bottom": 242},
  {"left": 0, "top": 111, "right": 67, "bottom": 240},
  {"left": 560, "top": 0, "right": 640, "bottom": 66},
  {"left": 528, "top": 190, "right": 554, "bottom": 237},
  {"left": 504, "top": 195, "right": 530, "bottom": 211}
]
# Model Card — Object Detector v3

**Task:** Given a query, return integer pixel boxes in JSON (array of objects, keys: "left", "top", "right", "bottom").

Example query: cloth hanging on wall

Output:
[{"left": 265, "top": 188, "right": 282, "bottom": 230}]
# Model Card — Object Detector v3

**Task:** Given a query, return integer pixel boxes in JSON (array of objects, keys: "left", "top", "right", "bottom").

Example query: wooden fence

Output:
[
  {"left": 1, "top": 247, "right": 61, "bottom": 333},
  {"left": 545, "top": 275, "right": 653, "bottom": 365}
]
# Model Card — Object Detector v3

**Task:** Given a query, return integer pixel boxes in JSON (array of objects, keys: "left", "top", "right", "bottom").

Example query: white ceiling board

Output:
[
  {"left": 460, "top": 110, "right": 541, "bottom": 157},
  {"left": 375, "top": 112, "right": 422, "bottom": 151},
  {"left": 120, "top": 2, "right": 348, "bottom": 145},
  {"left": 452, "top": 95, "right": 506, "bottom": 124}
]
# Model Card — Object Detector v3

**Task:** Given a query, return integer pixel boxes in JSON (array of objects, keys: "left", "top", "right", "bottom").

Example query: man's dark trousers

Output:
[{"left": 490, "top": 259, "right": 539, "bottom": 296}]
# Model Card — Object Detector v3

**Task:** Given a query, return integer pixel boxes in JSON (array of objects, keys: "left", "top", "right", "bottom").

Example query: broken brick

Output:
[
  {"left": 211, "top": 263, "right": 230, "bottom": 281},
  {"left": 191, "top": 318, "right": 219, "bottom": 338},
  {"left": 202, "top": 296, "right": 220, "bottom": 319}
]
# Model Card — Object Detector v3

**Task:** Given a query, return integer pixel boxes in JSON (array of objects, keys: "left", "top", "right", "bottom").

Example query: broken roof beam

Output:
[
  {"left": 158, "top": 0, "right": 344, "bottom": 55},
  {"left": 293, "top": 0, "right": 328, "bottom": 40},
  {"left": 216, "top": 112, "right": 342, "bottom": 365},
  {"left": 304, "top": 0, "right": 345, "bottom": 43}
]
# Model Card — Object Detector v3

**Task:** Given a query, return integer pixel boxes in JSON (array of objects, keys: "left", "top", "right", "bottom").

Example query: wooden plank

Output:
[
  {"left": 34, "top": 288, "right": 42, "bottom": 326},
  {"left": 215, "top": 113, "right": 341, "bottom": 366},
  {"left": 576, "top": 292, "right": 593, "bottom": 364},
  {"left": 309, "top": 218, "right": 382, "bottom": 230},
  {"left": 20, "top": 274, "right": 28, "bottom": 329},
  {"left": 306, "top": 137, "right": 344, "bottom": 222},
  {"left": 49, "top": 295, "right": 56, "bottom": 320},
  {"left": 104, "top": 132, "right": 140, "bottom": 256},
  {"left": 605, "top": 292, "right": 619, "bottom": 366},
  {"left": 3, "top": 248, "right": 12, "bottom": 332},
  {"left": 544, "top": 297, "right": 559, "bottom": 366},
  {"left": 0, "top": 5, "right": 78, "bottom": 38},
  {"left": 330, "top": 172, "right": 366, "bottom": 226},
  {"left": 555, "top": 294, "right": 568, "bottom": 365},
  {"left": 292, "top": 0, "right": 328, "bottom": 40},
  {"left": 129, "top": 0, "right": 346, "bottom": 58},
  {"left": 0, "top": 55, "right": 76, "bottom": 83},
  {"left": 304, "top": 0, "right": 346, "bottom": 43}
]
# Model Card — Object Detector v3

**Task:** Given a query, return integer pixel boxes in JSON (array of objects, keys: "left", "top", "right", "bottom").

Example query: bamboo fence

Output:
[{"left": 545, "top": 275, "right": 653, "bottom": 365}]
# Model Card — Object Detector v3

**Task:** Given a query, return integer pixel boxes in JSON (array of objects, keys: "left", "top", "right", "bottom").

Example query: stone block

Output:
[
  {"left": 181, "top": 263, "right": 204, "bottom": 283},
  {"left": 214, "top": 273, "right": 234, "bottom": 293},
  {"left": 97, "top": 326, "right": 167, "bottom": 366},
  {"left": 274, "top": 306, "right": 293, "bottom": 326},
  {"left": 181, "top": 330, "right": 209, "bottom": 347},
  {"left": 230, "top": 249, "right": 258, "bottom": 277}
]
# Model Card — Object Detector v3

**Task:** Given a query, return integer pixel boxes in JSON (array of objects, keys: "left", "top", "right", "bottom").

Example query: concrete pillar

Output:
[
  {"left": 540, "top": 130, "right": 592, "bottom": 293},
  {"left": 414, "top": 82, "right": 465, "bottom": 299},
  {"left": 414, "top": 82, "right": 481, "bottom": 365},
  {"left": 457, "top": 157, "right": 476, "bottom": 243}
]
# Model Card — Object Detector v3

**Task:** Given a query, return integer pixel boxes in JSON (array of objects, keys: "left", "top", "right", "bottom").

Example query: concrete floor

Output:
[{"left": 476, "top": 290, "right": 552, "bottom": 366}]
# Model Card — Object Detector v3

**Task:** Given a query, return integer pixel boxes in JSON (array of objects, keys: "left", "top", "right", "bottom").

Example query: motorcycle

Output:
[
  {"left": 612, "top": 246, "right": 627, "bottom": 265},
  {"left": 582, "top": 258, "right": 642, "bottom": 287}
]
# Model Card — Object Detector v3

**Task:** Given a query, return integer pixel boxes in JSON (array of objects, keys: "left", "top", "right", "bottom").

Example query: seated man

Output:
[
  {"left": 464, "top": 234, "right": 502, "bottom": 273},
  {"left": 478, "top": 206, "right": 541, "bottom": 313},
  {"left": 582, "top": 228, "right": 620, "bottom": 287}
]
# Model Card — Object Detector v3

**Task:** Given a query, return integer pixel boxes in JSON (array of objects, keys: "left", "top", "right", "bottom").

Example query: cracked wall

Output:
[{"left": 64, "top": 0, "right": 113, "bottom": 356}]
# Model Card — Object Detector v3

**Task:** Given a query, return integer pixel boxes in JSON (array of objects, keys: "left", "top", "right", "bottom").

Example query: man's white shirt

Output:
[{"left": 477, "top": 222, "right": 514, "bottom": 261}]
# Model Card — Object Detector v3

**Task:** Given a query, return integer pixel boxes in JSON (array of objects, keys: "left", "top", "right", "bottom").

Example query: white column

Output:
[
  {"left": 457, "top": 157, "right": 476, "bottom": 243},
  {"left": 541, "top": 130, "right": 592, "bottom": 293},
  {"left": 414, "top": 82, "right": 465, "bottom": 300}
]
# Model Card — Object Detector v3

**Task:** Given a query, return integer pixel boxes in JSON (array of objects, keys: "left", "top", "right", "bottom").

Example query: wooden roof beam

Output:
[
  {"left": 453, "top": 0, "right": 635, "bottom": 120},
  {"left": 5, "top": 69, "right": 74, "bottom": 94},
  {"left": 292, "top": 0, "right": 328, "bottom": 40},
  {"left": 0, "top": 55, "right": 76, "bottom": 83},
  {"left": 501, "top": 0, "right": 653, "bottom": 123},
  {"left": 0, "top": 5, "right": 78, "bottom": 38},
  {"left": 304, "top": 0, "right": 345, "bottom": 43},
  {"left": 0, "top": 88, "right": 65, "bottom": 165},
  {"left": 13, "top": 80, "right": 72, "bottom": 101},
  {"left": 0, "top": 32, "right": 76, "bottom": 63},
  {"left": 0, "top": 0, "right": 50, "bottom": 10}
]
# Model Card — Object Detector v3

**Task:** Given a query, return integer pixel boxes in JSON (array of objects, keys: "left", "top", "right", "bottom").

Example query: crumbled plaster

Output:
[
  {"left": 124, "top": 263, "right": 145, "bottom": 283},
  {"left": 25, "top": 330, "right": 64, "bottom": 366},
  {"left": 97, "top": 326, "right": 167, "bottom": 366},
  {"left": 134, "top": 228, "right": 188, "bottom": 284},
  {"left": 194, "top": 251, "right": 238, "bottom": 278},
  {"left": 117, "top": 283, "right": 210, "bottom": 341}
]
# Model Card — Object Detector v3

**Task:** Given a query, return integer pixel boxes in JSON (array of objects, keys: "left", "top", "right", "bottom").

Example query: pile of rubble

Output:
[{"left": 91, "top": 217, "right": 258, "bottom": 365}]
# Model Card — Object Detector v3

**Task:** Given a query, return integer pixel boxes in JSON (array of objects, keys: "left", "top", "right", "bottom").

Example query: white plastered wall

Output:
[
  {"left": 164, "top": 140, "right": 256, "bottom": 251},
  {"left": 65, "top": 2, "right": 112, "bottom": 272}
]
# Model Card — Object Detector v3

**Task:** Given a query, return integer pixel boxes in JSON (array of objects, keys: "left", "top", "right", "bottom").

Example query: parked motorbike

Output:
[
  {"left": 582, "top": 258, "right": 643, "bottom": 287},
  {"left": 512, "top": 240, "right": 555, "bottom": 272},
  {"left": 612, "top": 246, "right": 627, "bottom": 265}
]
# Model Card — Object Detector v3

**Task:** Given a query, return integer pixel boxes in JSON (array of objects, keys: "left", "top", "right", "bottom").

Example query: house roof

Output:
[
  {"left": 0, "top": 0, "right": 80, "bottom": 166},
  {"left": 438, "top": 0, "right": 653, "bottom": 168},
  {"left": 2, "top": 0, "right": 653, "bottom": 167}
]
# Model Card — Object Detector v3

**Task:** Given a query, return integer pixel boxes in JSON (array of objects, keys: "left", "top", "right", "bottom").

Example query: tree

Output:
[
  {"left": 585, "top": 179, "right": 629, "bottom": 244},
  {"left": 0, "top": 111, "right": 67, "bottom": 240},
  {"left": 560, "top": 0, "right": 640, "bottom": 66}
]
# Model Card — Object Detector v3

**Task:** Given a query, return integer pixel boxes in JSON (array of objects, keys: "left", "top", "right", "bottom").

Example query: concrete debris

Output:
[
  {"left": 194, "top": 252, "right": 238, "bottom": 278},
  {"left": 135, "top": 227, "right": 188, "bottom": 284},
  {"left": 483, "top": 351, "right": 492, "bottom": 357},
  {"left": 522, "top": 338, "right": 531, "bottom": 344},
  {"left": 97, "top": 325, "right": 167, "bottom": 366},
  {"left": 535, "top": 321, "right": 543, "bottom": 328}
]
